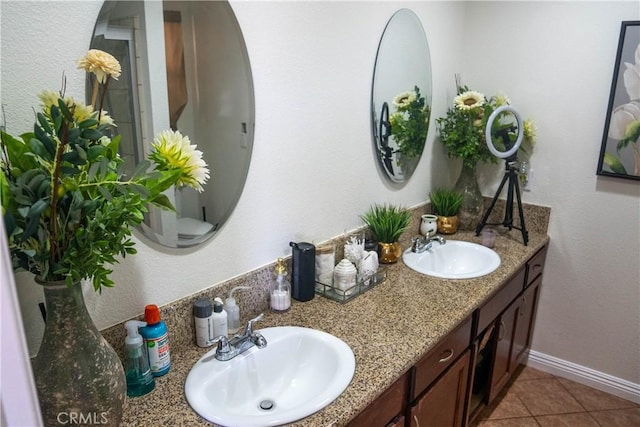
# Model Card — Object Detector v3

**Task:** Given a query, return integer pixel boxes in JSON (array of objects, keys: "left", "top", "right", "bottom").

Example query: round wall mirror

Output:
[
  {"left": 89, "top": 0, "right": 254, "bottom": 248},
  {"left": 371, "top": 9, "right": 432, "bottom": 184}
]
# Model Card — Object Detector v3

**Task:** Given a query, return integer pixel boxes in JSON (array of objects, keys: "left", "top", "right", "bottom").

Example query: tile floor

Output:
[{"left": 472, "top": 366, "right": 640, "bottom": 427}]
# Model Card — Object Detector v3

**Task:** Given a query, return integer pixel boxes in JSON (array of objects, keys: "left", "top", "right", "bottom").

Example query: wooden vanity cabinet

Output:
[
  {"left": 350, "top": 244, "right": 548, "bottom": 427},
  {"left": 347, "top": 371, "right": 409, "bottom": 427},
  {"left": 471, "top": 245, "right": 547, "bottom": 417}
]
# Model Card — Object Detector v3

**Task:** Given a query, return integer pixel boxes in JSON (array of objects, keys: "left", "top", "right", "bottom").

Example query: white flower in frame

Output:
[{"left": 623, "top": 43, "right": 640, "bottom": 101}]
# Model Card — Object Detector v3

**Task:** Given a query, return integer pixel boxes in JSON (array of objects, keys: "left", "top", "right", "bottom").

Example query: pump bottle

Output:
[
  {"left": 124, "top": 321, "right": 155, "bottom": 397},
  {"left": 212, "top": 297, "right": 228, "bottom": 338},
  {"left": 270, "top": 258, "right": 291, "bottom": 312}
]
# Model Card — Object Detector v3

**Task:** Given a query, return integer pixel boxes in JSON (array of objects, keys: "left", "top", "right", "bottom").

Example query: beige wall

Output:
[{"left": 464, "top": 1, "right": 640, "bottom": 386}]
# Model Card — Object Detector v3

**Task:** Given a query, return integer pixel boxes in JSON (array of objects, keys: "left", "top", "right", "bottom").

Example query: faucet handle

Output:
[
  {"left": 251, "top": 332, "right": 268, "bottom": 349},
  {"left": 216, "top": 335, "right": 232, "bottom": 354},
  {"left": 215, "top": 335, "right": 239, "bottom": 361},
  {"left": 243, "top": 313, "right": 264, "bottom": 336},
  {"left": 411, "top": 236, "right": 424, "bottom": 252}
]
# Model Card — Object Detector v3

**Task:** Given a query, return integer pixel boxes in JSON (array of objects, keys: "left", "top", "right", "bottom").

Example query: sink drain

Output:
[{"left": 259, "top": 399, "right": 275, "bottom": 411}]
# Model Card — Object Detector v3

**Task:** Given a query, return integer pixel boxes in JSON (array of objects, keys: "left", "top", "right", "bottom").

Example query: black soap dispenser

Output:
[{"left": 289, "top": 241, "right": 316, "bottom": 301}]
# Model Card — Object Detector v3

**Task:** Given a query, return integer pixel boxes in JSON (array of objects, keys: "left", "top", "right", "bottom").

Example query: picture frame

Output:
[{"left": 597, "top": 21, "right": 640, "bottom": 181}]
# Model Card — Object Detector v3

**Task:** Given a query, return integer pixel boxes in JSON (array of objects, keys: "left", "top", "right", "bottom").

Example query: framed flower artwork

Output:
[
  {"left": 597, "top": 21, "right": 640, "bottom": 181},
  {"left": 597, "top": 21, "right": 640, "bottom": 180}
]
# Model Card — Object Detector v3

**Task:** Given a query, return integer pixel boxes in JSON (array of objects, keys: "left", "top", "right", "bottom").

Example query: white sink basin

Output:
[
  {"left": 402, "top": 240, "right": 500, "bottom": 279},
  {"left": 185, "top": 326, "right": 355, "bottom": 426}
]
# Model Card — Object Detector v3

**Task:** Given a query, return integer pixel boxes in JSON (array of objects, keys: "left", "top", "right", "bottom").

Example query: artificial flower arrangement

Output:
[
  {"left": 436, "top": 77, "right": 536, "bottom": 169},
  {"left": 389, "top": 85, "right": 431, "bottom": 158},
  {"left": 1, "top": 49, "right": 209, "bottom": 291}
]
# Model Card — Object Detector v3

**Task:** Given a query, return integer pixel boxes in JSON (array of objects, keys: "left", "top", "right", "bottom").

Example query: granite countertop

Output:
[{"left": 121, "top": 229, "right": 549, "bottom": 426}]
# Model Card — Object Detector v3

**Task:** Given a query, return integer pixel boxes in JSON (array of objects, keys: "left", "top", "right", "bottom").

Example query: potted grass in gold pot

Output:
[
  {"left": 429, "top": 188, "right": 464, "bottom": 234},
  {"left": 360, "top": 203, "right": 411, "bottom": 263}
]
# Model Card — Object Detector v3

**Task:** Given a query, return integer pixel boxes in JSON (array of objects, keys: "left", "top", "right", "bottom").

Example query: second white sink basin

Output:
[
  {"left": 403, "top": 240, "right": 500, "bottom": 279},
  {"left": 185, "top": 326, "right": 355, "bottom": 426}
]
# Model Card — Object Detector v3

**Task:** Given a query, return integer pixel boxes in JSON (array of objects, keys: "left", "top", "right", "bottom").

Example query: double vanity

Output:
[{"left": 119, "top": 226, "right": 548, "bottom": 427}]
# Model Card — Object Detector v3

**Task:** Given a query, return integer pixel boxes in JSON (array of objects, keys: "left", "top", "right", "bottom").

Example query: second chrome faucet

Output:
[{"left": 411, "top": 235, "right": 446, "bottom": 254}]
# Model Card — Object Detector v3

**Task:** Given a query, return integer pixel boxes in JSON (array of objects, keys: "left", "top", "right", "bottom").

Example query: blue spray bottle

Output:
[{"left": 139, "top": 304, "right": 171, "bottom": 377}]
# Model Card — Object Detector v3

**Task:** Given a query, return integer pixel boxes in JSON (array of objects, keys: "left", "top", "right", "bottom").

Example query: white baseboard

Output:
[{"left": 525, "top": 350, "right": 640, "bottom": 404}]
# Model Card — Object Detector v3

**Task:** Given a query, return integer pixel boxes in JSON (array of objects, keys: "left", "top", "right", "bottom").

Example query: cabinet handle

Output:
[
  {"left": 413, "top": 414, "right": 420, "bottom": 427},
  {"left": 498, "top": 320, "right": 505, "bottom": 341},
  {"left": 439, "top": 349, "right": 454, "bottom": 363},
  {"left": 521, "top": 297, "right": 528, "bottom": 316}
]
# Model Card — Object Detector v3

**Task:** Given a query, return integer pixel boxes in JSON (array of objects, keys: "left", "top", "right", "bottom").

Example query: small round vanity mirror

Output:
[
  {"left": 371, "top": 9, "right": 432, "bottom": 184},
  {"left": 89, "top": 0, "right": 254, "bottom": 248}
]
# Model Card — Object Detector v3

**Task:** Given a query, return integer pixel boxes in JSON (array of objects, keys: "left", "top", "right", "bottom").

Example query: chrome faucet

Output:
[
  {"left": 214, "top": 313, "right": 267, "bottom": 361},
  {"left": 411, "top": 234, "right": 446, "bottom": 253}
]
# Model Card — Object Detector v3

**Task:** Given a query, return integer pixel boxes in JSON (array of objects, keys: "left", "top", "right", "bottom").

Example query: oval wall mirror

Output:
[
  {"left": 371, "top": 9, "right": 432, "bottom": 184},
  {"left": 89, "top": 0, "right": 254, "bottom": 248}
]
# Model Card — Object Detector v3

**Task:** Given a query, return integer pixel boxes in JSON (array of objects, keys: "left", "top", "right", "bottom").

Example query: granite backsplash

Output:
[{"left": 101, "top": 199, "right": 551, "bottom": 356}]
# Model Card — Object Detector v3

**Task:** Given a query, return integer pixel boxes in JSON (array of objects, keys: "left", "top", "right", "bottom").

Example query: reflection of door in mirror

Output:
[
  {"left": 91, "top": 1, "right": 254, "bottom": 248},
  {"left": 164, "top": 11, "right": 188, "bottom": 131},
  {"left": 371, "top": 9, "right": 432, "bottom": 185},
  {"left": 91, "top": 20, "right": 144, "bottom": 180}
]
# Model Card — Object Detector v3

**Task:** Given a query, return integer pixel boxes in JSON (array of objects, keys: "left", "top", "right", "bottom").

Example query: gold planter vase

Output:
[
  {"left": 437, "top": 215, "right": 459, "bottom": 234},
  {"left": 378, "top": 242, "right": 403, "bottom": 264}
]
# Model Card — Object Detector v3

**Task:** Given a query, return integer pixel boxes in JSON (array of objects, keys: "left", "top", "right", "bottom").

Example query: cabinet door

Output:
[
  {"left": 408, "top": 350, "right": 471, "bottom": 427},
  {"left": 488, "top": 301, "right": 519, "bottom": 403},
  {"left": 513, "top": 276, "right": 541, "bottom": 366}
]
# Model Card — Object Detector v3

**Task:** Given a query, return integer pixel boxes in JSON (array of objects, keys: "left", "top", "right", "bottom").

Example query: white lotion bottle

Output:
[
  {"left": 193, "top": 299, "right": 215, "bottom": 347},
  {"left": 212, "top": 297, "right": 228, "bottom": 338}
]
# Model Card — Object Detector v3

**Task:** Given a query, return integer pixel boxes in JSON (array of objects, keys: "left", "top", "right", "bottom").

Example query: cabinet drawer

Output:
[
  {"left": 411, "top": 316, "right": 472, "bottom": 401},
  {"left": 475, "top": 267, "right": 525, "bottom": 337},
  {"left": 526, "top": 245, "right": 547, "bottom": 288},
  {"left": 348, "top": 371, "right": 409, "bottom": 427}
]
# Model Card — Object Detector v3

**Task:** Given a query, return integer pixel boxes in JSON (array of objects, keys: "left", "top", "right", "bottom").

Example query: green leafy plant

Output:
[
  {"left": 360, "top": 203, "right": 411, "bottom": 243},
  {"left": 389, "top": 86, "right": 431, "bottom": 159},
  {"left": 436, "top": 77, "right": 536, "bottom": 169},
  {"left": 429, "top": 188, "right": 464, "bottom": 217},
  {"left": 1, "top": 49, "right": 209, "bottom": 291}
]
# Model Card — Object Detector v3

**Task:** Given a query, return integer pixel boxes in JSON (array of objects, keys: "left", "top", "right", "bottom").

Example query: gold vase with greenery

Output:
[
  {"left": 360, "top": 204, "right": 411, "bottom": 263},
  {"left": 429, "top": 188, "right": 464, "bottom": 234}
]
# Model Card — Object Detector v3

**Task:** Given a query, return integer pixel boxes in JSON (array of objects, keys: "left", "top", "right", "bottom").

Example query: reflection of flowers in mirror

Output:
[
  {"left": 436, "top": 77, "right": 536, "bottom": 169},
  {"left": 389, "top": 85, "right": 431, "bottom": 159},
  {"left": 1, "top": 49, "right": 209, "bottom": 292},
  {"left": 605, "top": 43, "right": 640, "bottom": 175}
]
